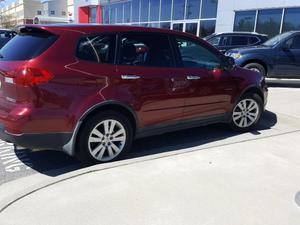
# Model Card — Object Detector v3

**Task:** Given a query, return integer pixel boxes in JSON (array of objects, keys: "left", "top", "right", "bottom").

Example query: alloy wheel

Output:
[
  {"left": 88, "top": 119, "right": 126, "bottom": 162},
  {"left": 232, "top": 99, "right": 260, "bottom": 128}
]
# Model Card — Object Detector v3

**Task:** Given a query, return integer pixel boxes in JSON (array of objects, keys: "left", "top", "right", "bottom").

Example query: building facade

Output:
[{"left": 74, "top": 0, "right": 300, "bottom": 38}]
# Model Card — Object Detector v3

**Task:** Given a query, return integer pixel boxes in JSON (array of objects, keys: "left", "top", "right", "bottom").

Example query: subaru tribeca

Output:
[{"left": 0, "top": 25, "right": 268, "bottom": 164}]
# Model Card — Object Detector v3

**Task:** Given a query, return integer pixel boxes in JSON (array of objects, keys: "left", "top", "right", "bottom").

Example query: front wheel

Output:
[
  {"left": 76, "top": 111, "right": 133, "bottom": 165},
  {"left": 229, "top": 93, "right": 263, "bottom": 132}
]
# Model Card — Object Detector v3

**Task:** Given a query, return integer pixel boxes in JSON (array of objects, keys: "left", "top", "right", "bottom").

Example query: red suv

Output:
[{"left": 0, "top": 25, "right": 268, "bottom": 164}]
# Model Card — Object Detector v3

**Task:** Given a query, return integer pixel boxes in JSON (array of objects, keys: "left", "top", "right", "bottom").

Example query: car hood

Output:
[{"left": 226, "top": 45, "right": 273, "bottom": 54}]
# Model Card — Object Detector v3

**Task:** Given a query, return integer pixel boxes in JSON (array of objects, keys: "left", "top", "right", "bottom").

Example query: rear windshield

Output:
[{"left": 0, "top": 34, "right": 57, "bottom": 61}]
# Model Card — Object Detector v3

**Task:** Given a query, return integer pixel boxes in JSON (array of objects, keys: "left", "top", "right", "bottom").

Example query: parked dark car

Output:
[
  {"left": 226, "top": 31, "right": 300, "bottom": 78},
  {"left": 0, "top": 25, "right": 268, "bottom": 164},
  {"left": 204, "top": 32, "right": 268, "bottom": 54},
  {"left": 0, "top": 29, "right": 16, "bottom": 49}
]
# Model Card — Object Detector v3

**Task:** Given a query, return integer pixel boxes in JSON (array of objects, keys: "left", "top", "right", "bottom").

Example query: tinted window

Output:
[
  {"left": 231, "top": 36, "right": 248, "bottom": 46},
  {"left": 249, "top": 36, "right": 259, "bottom": 44},
  {"left": 0, "top": 34, "right": 57, "bottom": 61},
  {"left": 173, "top": 0, "right": 185, "bottom": 20},
  {"left": 76, "top": 35, "right": 116, "bottom": 64},
  {"left": 185, "top": 23, "right": 198, "bottom": 35},
  {"left": 160, "top": 0, "right": 172, "bottom": 21},
  {"left": 175, "top": 37, "right": 220, "bottom": 69},
  {"left": 285, "top": 36, "right": 300, "bottom": 49},
  {"left": 150, "top": 0, "right": 160, "bottom": 21},
  {"left": 186, "top": 0, "right": 201, "bottom": 19},
  {"left": 119, "top": 33, "right": 173, "bottom": 67},
  {"left": 282, "top": 8, "right": 300, "bottom": 32},
  {"left": 201, "top": 0, "right": 218, "bottom": 19},
  {"left": 173, "top": 23, "right": 184, "bottom": 32},
  {"left": 207, "top": 36, "right": 221, "bottom": 46},
  {"left": 234, "top": 11, "right": 256, "bottom": 32},
  {"left": 200, "top": 20, "right": 216, "bottom": 38},
  {"left": 256, "top": 9, "right": 282, "bottom": 38}
]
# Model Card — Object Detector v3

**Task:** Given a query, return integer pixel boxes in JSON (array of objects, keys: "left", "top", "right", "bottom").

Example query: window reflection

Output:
[
  {"left": 256, "top": 9, "right": 282, "bottom": 38},
  {"left": 201, "top": 0, "right": 218, "bottom": 19},
  {"left": 150, "top": 0, "right": 160, "bottom": 21},
  {"left": 132, "top": 0, "right": 140, "bottom": 22},
  {"left": 140, "top": 0, "right": 149, "bottom": 22},
  {"left": 234, "top": 11, "right": 256, "bottom": 32},
  {"left": 186, "top": 0, "right": 200, "bottom": 19},
  {"left": 160, "top": 0, "right": 172, "bottom": 21},
  {"left": 283, "top": 8, "right": 300, "bottom": 32},
  {"left": 124, "top": 2, "right": 131, "bottom": 23},
  {"left": 200, "top": 20, "right": 216, "bottom": 37},
  {"left": 173, "top": 0, "right": 185, "bottom": 20}
]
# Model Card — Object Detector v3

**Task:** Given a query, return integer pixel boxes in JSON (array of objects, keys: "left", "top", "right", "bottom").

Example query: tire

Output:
[
  {"left": 76, "top": 110, "right": 133, "bottom": 165},
  {"left": 244, "top": 63, "right": 266, "bottom": 77},
  {"left": 229, "top": 93, "right": 263, "bottom": 132}
]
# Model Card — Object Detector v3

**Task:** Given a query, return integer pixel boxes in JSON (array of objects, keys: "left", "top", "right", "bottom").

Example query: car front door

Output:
[
  {"left": 172, "top": 36, "right": 236, "bottom": 121},
  {"left": 115, "top": 32, "right": 188, "bottom": 128},
  {"left": 274, "top": 35, "right": 300, "bottom": 78}
]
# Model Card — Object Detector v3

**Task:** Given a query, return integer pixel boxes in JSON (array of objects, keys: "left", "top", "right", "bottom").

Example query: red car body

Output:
[{"left": 0, "top": 25, "right": 268, "bottom": 156}]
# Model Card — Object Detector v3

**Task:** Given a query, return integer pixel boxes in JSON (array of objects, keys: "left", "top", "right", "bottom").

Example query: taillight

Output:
[{"left": 5, "top": 67, "right": 53, "bottom": 86}]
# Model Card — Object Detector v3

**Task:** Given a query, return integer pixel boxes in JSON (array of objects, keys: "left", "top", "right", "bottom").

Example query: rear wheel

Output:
[
  {"left": 230, "top": 93, "right": 263, "bottom": 132},
  {"left": 244, "top": 63, "right": 266, "bottom": 77},
  {"left": 76, "top": 111, "right": 133, "bottom": 165}
]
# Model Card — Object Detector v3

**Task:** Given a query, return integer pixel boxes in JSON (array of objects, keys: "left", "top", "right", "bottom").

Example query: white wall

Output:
[{"left": 216, "top": 0, "right": 300, "bottom": 33}]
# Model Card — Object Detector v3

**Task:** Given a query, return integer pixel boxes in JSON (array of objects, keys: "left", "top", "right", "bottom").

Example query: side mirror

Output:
[{"left": 222, "top": 56, "right": 235, "bottom": 70}]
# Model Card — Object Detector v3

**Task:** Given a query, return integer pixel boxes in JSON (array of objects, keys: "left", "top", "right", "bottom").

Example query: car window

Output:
[
  {"left": 0, "top": 34, "right": 57, "bottom": 61},
  {"left": 231, "top": 36, "right": 248, "bottom": 46},
  {"left": 175, "top": 37, "right": 221, "bottom": 69},
  {"left": 76, "top": 34, "right": 116, "bottom": 64},
  {"left": 285, "top": 35, "right": 300, "bottom": 49},
  {"left": 207, "top": 36, "right": 221, "bottom": 46},
  {"left": 119, "top": 33, "right": 173, "bottom": 67},
  {"left": 249, "top": 36, "right": 259, "bottom": 44}
]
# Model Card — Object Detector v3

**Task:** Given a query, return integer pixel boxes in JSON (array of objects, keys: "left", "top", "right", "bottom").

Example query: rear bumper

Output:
[{"left": 0, "top": 124, "right": 72, "bottom": 150}]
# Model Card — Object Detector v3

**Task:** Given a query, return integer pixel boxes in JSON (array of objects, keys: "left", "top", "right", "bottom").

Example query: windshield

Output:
[{"left": 262, "top": 32, "right": 291, "bottom": 47}]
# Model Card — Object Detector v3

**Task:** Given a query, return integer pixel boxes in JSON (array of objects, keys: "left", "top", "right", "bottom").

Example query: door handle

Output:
[
  {"left": 186, "top": 75, "right": 201, "bottom": 80},
  {"left": 121, "top": 75, "right": 141, "bottom": 80}
]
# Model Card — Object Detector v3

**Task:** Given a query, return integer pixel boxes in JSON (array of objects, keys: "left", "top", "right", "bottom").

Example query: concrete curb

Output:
[{"left": 1, "top": 128, "right": 300, "bottom": 214}]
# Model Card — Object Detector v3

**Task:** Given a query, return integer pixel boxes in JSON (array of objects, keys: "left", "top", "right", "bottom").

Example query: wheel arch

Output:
[
  {"left": 63, "top": 101, "right": 139, "bottom": 156},
  {"left": 241, "top": 59, "right": 269, "bottom": 76},
  {"left": 236, "top": 85, "right": 265, "bottom": 106}
]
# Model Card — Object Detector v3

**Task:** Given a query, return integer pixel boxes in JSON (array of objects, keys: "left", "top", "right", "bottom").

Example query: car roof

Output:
[
  {"left": 15, "top": 24, "right": 200, "bottom": 39},
  {"left": 213, "top": 32, "right": 268, "bottom": 37}
]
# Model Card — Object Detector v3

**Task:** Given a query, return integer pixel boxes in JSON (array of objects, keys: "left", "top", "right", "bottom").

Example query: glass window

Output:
[
  {"left": 0, "top": 34, "right": 57, "bottom": 61},
  {"left": 199, "top": 20, "right": 216, "bottom": 38},
  {"left": 116, "top": 3, "right": 124, "bottom": 23},
  {"left": 160, "top": 0, "right": 172, "bottom": 21},
  {"left": 132, "top": 0, "right": 140, "bottom": 22},
  {"left": 124, "top": 2, "right": 131, "bottom": 23},
  {"left": 285, "top": 35, "right": 300, "bottom": 49},
  {"left": 150, "top": 0, "right": 160, "bottom": 21},
  {"left": 201, "top": 0, "right": 218, "bottom": 18},
  {"left": 119, "top": 33, "right": 174, "bottom": 67},
  {"left": 207, "top": 36, "right": 221, "bottom": 46},
  {"left": 234, "top": 11, "right": 256, "bottom": 32},
  {"left": 173, "top": 23, "right": 184, "bottom": 32},
  {"left": 185, "top": 23, "right": 198, "bottom": 36},
  {"left": 160, "top": 22, "right": 171, "bottom": 29},
  {"left": 89, "top": 7, "right": 97, "bottom": 23},
  {"left": 173, "top": 0, "right": 185, "bottom": 20},
  {"left": 256, "top": 9, "right": 282, "bottom": 38},
  {"left": 109, "top": 5, "right": 116, "bottom": 24},
  {"left": 50, "top": 10, "right": 55, "bottom": 15},
  {"left": 149, "top": 23, "right": 160, "bottom": 28},
  {"left": 262, "top": 32, "right": 291, "bottom": 47},
  {"left": 37, "top": 10, "right": 42, "bottom": 15},
  {"left": 282, "top": 8, "right": 300, "bottom": 33},
  {"left": 186, "top": 0, "right": 200, "bottom": 19},
  {"left": 103, "top": 5, "right": 110, "bottom": 24},
  {"left": 76, "top": 35, "right": 116, "bottom": 64},
  {"left": 140, "top": 0, "right": 149, "bottom": 22},
  {"left": 175, "top": 37, "right": 220, "bottom": 69},
  {"left": 231, "top": 36, "right": 248, "bottom": 46},
  {"left": 249, "top": 36, "right": 259, "bottom": 44}
]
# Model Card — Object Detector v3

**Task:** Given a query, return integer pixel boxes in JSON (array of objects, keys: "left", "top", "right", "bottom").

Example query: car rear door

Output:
[
  {"left": 171, "top": 35, "right": 236, "bottom": 121},
  {"left": 115, "top": 32, "right": 187, "bottom": 128}
]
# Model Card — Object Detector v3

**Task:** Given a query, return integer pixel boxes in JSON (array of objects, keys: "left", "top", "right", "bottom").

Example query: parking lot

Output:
[
  {"left": 0, "top": 79, "right": 299, "bottom": 224},
  {"left": 0, "top": 79, "right": 299, "bottom": 186}
]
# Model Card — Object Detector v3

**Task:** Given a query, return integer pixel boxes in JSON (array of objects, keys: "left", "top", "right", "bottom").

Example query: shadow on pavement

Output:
[
  {"left": 15, "top": 110, "right": 277, "bottom": 177},
  {"left": 267, "top": 79, "right": 300, "bottom": 88}
]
